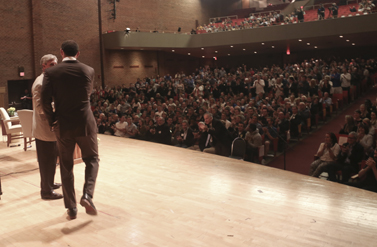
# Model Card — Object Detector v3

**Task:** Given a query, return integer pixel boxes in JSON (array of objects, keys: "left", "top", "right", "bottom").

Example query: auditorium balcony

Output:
[{"left": 103, "top": 12, "right": 377, "bottom": 58}]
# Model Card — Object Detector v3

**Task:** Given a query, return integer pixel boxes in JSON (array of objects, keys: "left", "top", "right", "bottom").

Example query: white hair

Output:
[{"left": 40, "top": 54, "right": 58, "bottom": 66}]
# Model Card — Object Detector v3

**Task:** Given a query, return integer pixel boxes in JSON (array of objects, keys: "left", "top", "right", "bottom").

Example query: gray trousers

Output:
[{"left": 309, "top": 159, "right": 335, "bottom": 177}]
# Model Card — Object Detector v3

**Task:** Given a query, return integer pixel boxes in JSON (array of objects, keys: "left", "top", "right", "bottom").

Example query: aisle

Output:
[{"left": 268, "top": 87, "right": 377, "bottom": 175}]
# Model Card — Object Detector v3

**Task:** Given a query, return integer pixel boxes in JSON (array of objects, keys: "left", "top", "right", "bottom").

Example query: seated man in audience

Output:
[
  {"left": 320, "top": 92, "right": 332, "bottom": 114},
  {"left": 232, "top": 122, "right": 247, "bottom": 140},
  {"left": 350, "top": 5, "right": 357, "bottom": 12},
  {"left": 354, "top": 110, "right": 363, "bottom": 125},
  {"left": 150, "top": 117, "right": 171, "bottom": 145},
  {"left": 245, "top": 123, "right": 263, "bottom": 162},
  {"left": 175, "top": 120, "right": 194, "bottom": 148},
  {"left": 298, "top": 102, "right": 311, "bottom": 129},
  {"left": 124, "top": 116, "right": 138, "bottom": 138},
  {"left": 263, "top": 117, "right": 278, "bottom": 156},
  {"left": 348, "top": 148, "right": 377, "bottom": 192},
  {"left": 112, "top": 115, "right": 127, "bottom": 137},
  {"left": 276, "top": 111, "right": 289, "bottom": 152},
  {"left": 327, "top": 132, "right": 364, "bottom": 183}
]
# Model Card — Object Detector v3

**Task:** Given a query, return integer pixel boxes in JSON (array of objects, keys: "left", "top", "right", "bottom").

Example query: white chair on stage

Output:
[
  {"left": 0, "top": 107, "right": 23, "bottom": 147},
  {"left": 17, "top": 110, "right": 35, "bottom": 151}
]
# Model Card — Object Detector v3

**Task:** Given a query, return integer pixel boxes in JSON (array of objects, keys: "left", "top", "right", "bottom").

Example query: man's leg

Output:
[
  {"left": 55, "top": 134, "right": 77, "bottom": 209},
  {"left": 36, "top": 139, "right": 58, "bottom": 197},
  {"left": 76, "top": 133, "right": 99, "bottom": 198}
]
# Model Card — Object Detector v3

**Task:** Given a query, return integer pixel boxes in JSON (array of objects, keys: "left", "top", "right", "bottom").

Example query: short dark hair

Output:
[{"left": 61, "top": 40, "right": 79, "bottom": 56}]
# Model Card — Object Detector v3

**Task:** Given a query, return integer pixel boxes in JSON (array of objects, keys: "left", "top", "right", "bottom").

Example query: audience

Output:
[{"left": 90, "top": 56, "right": 376, "bottom": 183}]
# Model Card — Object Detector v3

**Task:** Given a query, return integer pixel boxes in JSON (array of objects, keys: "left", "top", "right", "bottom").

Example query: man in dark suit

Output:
[
  {"left": 150, "top": 117, "right": 171, "bottom": 145},
  {"left": 203, "top": 112, "right": 233, "bottom": 156},
  {"left": 175, "top": 120, "right": 194, "bottom": 148},
  {"left": 327, "top": 132, "right": 364, "bottom": 183},
  {"left": 41, "top": 40, "right": 99, "bottom": 220}
]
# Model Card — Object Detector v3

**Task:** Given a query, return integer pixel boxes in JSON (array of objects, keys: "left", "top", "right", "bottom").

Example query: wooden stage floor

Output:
[{"left": 0, "top": 134, "right": 377, "bottom": 246}]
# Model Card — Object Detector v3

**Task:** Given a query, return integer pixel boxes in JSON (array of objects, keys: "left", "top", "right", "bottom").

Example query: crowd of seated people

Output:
[
  {"left": 356, "top": 0, "right": 376, "bottom": 13},
  {"left": 90, "top": 56, "right": 377, "bottom": 165},
  {"left": 196, "top": 12, "right": 285, "bottom": 33},
  {"left": 309, "top": 95, "right": 377, "bottom": 192}
]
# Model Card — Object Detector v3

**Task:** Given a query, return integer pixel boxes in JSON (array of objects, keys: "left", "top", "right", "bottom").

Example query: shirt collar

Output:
[{"left": 62, "top": 57, "right": 77, "bottom": 61}]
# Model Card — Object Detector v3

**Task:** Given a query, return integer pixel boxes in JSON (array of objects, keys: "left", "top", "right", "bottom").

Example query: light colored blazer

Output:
[{"left": 32, "top": 73, "right": 56, "bottom": 142}]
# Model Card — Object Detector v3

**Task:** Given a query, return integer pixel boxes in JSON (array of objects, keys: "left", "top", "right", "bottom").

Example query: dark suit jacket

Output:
[
  {"left": 337, "top": 142, "right": 364, "bottom": 169},
  {"left": 41, "top": 60, "right": 96, "bottom": 138},
  {"left": 154, "top": 124, "right": 171, "bottom": 145},
  {"left": 179, "top": 128, "right": 194, "bottom": 147},
  {"left": 207, "top": 118, "right": 232, "bottom": 148}
]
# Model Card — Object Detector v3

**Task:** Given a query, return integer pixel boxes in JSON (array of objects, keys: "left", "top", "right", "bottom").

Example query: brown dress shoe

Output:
[
  {"left": 80, "top": 193, "right": 97, "bottom": 215},
  {"left": 41, "top": 191, "right": 63, "bottom": 200},
  {"left": 52, "top": 183, "right": 62, "bottom": 189},
  {"left": 67, "top": 208, "right": 77, "bottom": 220}
]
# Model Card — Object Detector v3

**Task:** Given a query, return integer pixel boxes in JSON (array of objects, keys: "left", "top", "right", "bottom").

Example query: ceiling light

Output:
[
  {"left": 254, "top": 51, "right": 257, "bottom": 54},
  {"left": 228, "top": 54, "right": 230, "bottom": 56},
  {"left": 346, "top": 40, "right": 350, "bottom": 42},
  {"left": 298, "top": 39, "right": 302, "bottom": 42},
  {"left": 307, "top": 43, "right": 310, "bottom": 45},
  {"left": 272, "top": 46, "right": 275, "bottom": 48},
  {"left": 202, "top": 56, "right": 205, "bottom": 58},
  {"left": 339, "top": 35, "right": 343, "bottom": 38},
  {"left": 314, "top": 46, "right": 317, "bottom": 49},
  {"left": 215, "top": 51, "right": 218, "bottom": 53},
  {"left": 352, "top": 43, "right": 355, "bottom": 46},
  {"left": 172, "top": 50, "right": 175, "bottom": 52},
  {"left": 188, "top": 53, "right": 190, "bottom": 55},
  {"left": 243, "top": 48, "right": 246, "bottom": 51},
  {"left": 261, "top": 43, "right": 265, "bottom": 45},
  {"left": 201, "top": 48, "right": 204, "bottom": 50},
  {"left": 230, "top": 45, "right": 233, "bottom": 48}
]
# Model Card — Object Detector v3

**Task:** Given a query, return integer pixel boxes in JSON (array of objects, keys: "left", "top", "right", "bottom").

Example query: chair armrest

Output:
[{"left": 4, "top": 117, "right": 20, "bottom": 123}]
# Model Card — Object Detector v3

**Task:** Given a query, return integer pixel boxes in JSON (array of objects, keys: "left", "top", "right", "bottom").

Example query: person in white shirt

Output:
[
  {"left": 340, "top": 68, "right": 351, "bottom": 102},
  {"left": 113, "top": 115, "right": 127, "bottom": 137},
  {"left": 124, "top": 116, "right": 138, "bottom": 138},
  {"left": 309, "top": 132, "right": 340, "bottom": 177},
  {"left": 252, "top": 74, "right": 265, "bottom": 95}
]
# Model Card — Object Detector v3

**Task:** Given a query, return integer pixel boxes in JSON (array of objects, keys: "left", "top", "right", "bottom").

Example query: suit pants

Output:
[
  {"left": 55, "top": 129, "right": 99, "bottom": 209},
  {"left": 35, "top": 139, "right": 57, "bottom": 196}
]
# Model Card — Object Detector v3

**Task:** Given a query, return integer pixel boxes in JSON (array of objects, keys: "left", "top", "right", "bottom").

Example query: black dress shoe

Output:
[
  {"left": 52, "top": 183, "right": 62, "bottom": 190},
  {"left": 41, "top": 191, "right": 63, "bottom": 200},
  {"left": 80, "top": 193, "right": 97, "bottom": 215},
  {"left": 67, "top": 207, "right": 77, "bottom": 220}
]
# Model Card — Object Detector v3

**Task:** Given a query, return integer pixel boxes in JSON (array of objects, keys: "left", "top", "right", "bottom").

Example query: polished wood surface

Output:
[{"left": 0, "top": 134, "right": 377, "bottom": 246}]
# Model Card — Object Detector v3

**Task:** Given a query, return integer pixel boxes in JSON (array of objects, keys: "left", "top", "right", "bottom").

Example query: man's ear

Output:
[{"left": 75, "top": 51, "right": 80, "bottom": 59}]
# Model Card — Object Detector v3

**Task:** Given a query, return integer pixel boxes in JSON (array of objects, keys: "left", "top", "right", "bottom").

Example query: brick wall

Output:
[
  {"left": 0, "top": 0, "right": 222, "bottom": 106},
  {"left": 0, "top": 0, "right": 101, "bottom": 107},
  {"left": 0, "top": 1, "right": 34, "bottom": 107}
]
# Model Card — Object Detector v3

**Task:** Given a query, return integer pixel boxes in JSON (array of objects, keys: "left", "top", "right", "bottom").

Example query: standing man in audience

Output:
[
  {"left": 203, "top": 112, "right": 232, "bottom": 156},
  {"left": 41, "top": 40, "right": 99, "bottom": 220},
  {"left": 252, "top": 74, "right": 265, "bottom": 97},
  {"left": 318, "top": 4, "right": 325, "bottom": 20},
  {"left": 32, "top": 54, "right": 63, "bottom": 200}
]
